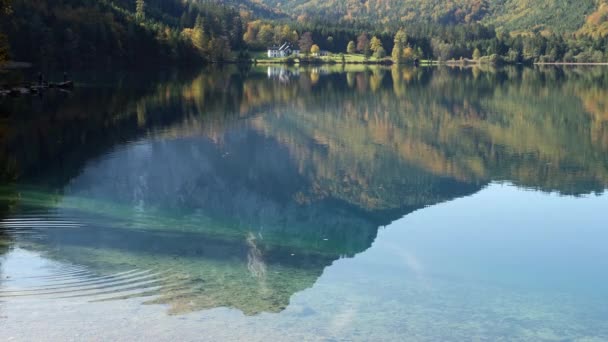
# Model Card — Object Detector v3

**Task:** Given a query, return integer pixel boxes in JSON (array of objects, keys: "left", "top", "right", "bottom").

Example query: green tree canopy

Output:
[{"left": 374, "top": 46, "right": 386, "bottom": 58}]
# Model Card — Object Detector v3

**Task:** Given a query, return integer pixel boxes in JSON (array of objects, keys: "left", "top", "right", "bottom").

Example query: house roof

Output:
[{"left": 268, "top": 42, "right": 296, "bottom": 51}]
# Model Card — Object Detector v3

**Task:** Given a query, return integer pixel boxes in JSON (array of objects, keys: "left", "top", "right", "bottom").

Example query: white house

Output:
[{"left": 267, "top": 42, "right": 300, "bottom": 58}]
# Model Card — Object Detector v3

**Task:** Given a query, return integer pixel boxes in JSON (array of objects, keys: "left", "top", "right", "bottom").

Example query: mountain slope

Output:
[
  {"left": 254, "top": 0, "right": 601, "bottom": 33},
  {"left": 488, "top": 0, "right": 596, "bottom": 33},
  {"left": 577, "top": 0, "right": 608, "bottom": 37}
]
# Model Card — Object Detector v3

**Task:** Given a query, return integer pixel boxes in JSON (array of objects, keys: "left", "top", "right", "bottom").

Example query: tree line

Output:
[{"left": 0, "top": 0, "right": 607, "bottom": 68}]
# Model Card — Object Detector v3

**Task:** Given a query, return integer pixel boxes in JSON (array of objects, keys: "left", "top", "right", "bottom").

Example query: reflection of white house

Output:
[
  {"left": 267, "top": 67, "right": 300, "bottom": 82},
  {"left": 267, "top": 42, "right": 300, "bottom": 58}
]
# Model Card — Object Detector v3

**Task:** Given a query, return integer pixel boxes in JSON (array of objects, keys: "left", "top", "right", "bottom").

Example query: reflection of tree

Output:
[
  {"left": 0, "top": 70, "right": 200, "bottom": 183},
  {"left": 2, "top": 65, "right": 608, "bottom": 317},
  {"left": 241, "top": 66, "right": 608, "bottom": 195}
]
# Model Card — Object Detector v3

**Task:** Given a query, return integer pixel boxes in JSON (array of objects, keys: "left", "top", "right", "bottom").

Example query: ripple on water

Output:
[{"left": 0, "top": 215, "right": 189, "bottom": 304}]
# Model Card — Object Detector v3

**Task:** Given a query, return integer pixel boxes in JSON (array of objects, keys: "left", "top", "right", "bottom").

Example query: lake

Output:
[{"left": 1, "top": 65, "right": 607, "bottom": 341}]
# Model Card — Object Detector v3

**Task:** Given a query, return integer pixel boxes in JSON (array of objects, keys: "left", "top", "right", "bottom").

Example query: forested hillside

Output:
[
  {"left": 256, "top": 0, "right": 600, "bottom": 34},
  {"left": 0, "top": 0, "right": 607, "bottom": 67},
  {"left": 0, "top": 0, "right": 255, "bottom": 68},
  {"left": 578, "top": 1, "right": 608, "bottom": 37},
  {"left": 243, "top": 0, "right": 608, "bottom": 63}
]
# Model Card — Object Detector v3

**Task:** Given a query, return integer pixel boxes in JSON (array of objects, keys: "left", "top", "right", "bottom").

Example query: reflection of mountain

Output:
[
  {"left": 1, "top": 65, "right": 607, "bottom": 315},
  {"left": 5, "top": 121, "right": 478, "bottom": 314}
]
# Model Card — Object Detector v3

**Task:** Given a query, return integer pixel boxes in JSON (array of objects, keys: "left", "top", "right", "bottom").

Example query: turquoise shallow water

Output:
[{"left": 0, "top": 65, "right": 607, "bottom": 340}]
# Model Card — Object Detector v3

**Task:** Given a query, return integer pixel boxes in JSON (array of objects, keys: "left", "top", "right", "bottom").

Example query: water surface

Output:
[{"left": 0, "top": 65, "right": 607, "bottom": 340}]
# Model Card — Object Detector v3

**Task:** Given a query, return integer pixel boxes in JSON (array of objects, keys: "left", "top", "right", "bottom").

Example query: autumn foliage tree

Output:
[
  {"left": 357, "top": 32, "right": 370, "bottom": 56},
  {"left": 347, "top": 41, "right": 356, "bottom": 54},
  {"left": 298, "top": 31, "right": 314, "bottom": 54}
]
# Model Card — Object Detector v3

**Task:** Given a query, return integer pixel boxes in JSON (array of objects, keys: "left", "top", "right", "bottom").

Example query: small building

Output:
[
  {"left": 312, "top": 50, "right": 329, "bottom": 57},
  {"left": 267, "top": 42, "right": 300, "bottom": 58}
]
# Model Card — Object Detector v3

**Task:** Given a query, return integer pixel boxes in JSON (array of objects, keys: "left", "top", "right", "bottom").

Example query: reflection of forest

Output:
[
  {"left": 0, "top": 70, "right": 199, "bottom": 182},
  {"left": 0, "top": 66, "right": 607, "bottom": 316},
  {"left": 2, "top": 66, "right": 607, "bottom": 195},
  {"left": 239, "top": 66, "right": 608, "bottom": 196}
]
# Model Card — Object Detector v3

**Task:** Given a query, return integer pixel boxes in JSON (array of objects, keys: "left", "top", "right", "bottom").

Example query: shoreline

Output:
[
  {"left": 254, "top": 59, "right": 608, "bottom": 67},
  {"left": 3, "top": 59, "right": 608, "bottom": 72},
  {"left": 534, "top": 62, "right": 608, "bottom": 66}
]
